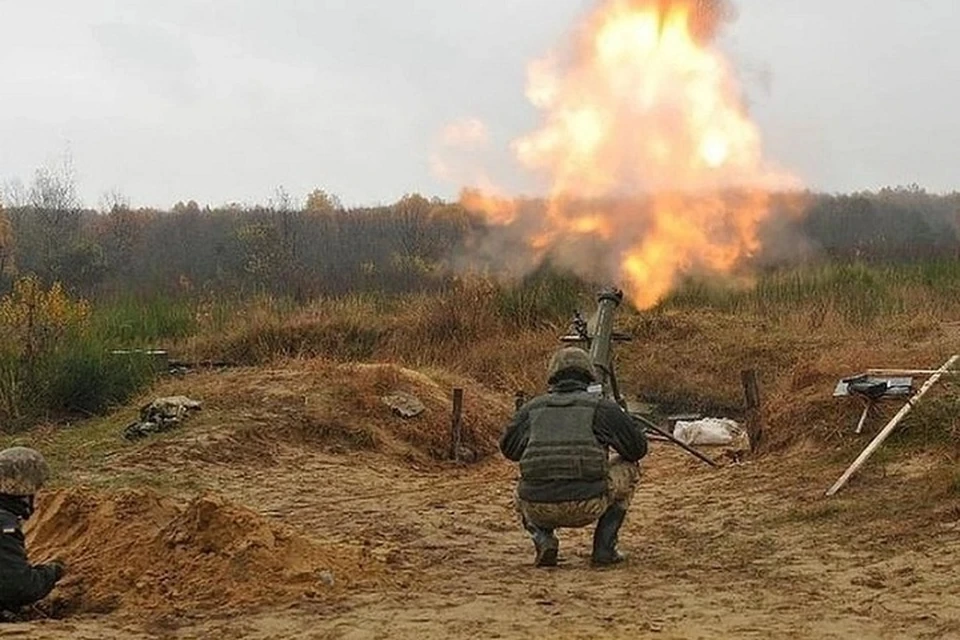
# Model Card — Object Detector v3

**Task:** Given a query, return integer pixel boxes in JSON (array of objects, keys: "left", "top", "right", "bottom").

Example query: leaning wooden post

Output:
[
  {"left": 450, "top": 388, "right": 464, "bottom": 461},
  {"left": 826, "top": 354, "right": 960, "bottom": 497},
  {"left": 741, "top": 369, "right": 763, "bottom": 451}
]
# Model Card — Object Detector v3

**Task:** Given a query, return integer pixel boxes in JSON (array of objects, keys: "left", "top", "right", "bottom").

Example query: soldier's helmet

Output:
[
  {"left": 547, "top": 347, "right": 597, "bottom": 384},
  {"left": 0, "top": 447, "right": 50, "bottom": 496}
]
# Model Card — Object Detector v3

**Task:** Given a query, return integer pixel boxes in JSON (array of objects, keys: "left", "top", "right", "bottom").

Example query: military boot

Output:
[
  {"left": 591, "top": 505, "right": 627, "bottom": 566},
  {"left": 532, "top": 527, "right": 559, "bottom": 567},
  {"left": 523, "top": 517, "right": 559, "bottom": 567}
]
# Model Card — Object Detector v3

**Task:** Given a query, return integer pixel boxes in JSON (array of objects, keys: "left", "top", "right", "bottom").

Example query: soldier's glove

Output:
[{"left": 49, "top": 560, "right": 67, "bottom": 582}]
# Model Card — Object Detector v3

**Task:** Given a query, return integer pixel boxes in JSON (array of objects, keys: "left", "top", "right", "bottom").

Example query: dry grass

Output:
[
  {"left": 175, "top": 276, "right": 960, "bottom": 462},
  {"left": 182, "top": 280, "right": 578, "bottom": 395},
  {"left": 8, "top": 265, "right": 960, "bottom": 504}
]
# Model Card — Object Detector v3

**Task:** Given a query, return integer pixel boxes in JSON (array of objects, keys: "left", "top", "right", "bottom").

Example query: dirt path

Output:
[{"left": 11, "top": 438, "right": 960, "bottom": 639}]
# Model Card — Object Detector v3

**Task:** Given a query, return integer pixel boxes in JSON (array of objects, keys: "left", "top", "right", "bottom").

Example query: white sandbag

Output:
[{"left": 673, "top": 417, "right": 746, "bottom": 447}]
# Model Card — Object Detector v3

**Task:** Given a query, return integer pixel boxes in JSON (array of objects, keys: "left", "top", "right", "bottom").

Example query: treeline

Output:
[
  {"left": 1, "top": 179, "right": 958, "bottom": 301},
  {"left": 0, "top": 187, "right": 482, "bottom": 300},
  {"left": 797, "top": 186, "right": 960, "bottom": 262}
]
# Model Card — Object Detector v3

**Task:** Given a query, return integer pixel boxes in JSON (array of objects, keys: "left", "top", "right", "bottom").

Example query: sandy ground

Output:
[{"left": 5, "top": 435, "right": 960, "bottom": 640}]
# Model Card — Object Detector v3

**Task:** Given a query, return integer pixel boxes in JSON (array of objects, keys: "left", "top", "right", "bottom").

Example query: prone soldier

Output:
[{"left": 0, "top": 447, "right": 65, "bottom": 613}]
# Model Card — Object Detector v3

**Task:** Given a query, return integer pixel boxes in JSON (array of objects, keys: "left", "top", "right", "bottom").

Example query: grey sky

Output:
[{"left": 0, "top": 0, "right": 958, "bottom": 209}]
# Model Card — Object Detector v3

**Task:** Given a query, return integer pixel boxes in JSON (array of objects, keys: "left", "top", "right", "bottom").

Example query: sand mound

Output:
[
  {"left": 25, "top": 487, "right": 384, "bottom": 617},
  {"left": 123, "top": 360, "right": 512, "bottom": 467}
]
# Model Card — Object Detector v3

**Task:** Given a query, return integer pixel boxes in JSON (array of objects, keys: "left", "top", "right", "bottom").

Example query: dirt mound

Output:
[
  {"left": 122, "top": 359, "right": 512, "bottom": 467},
  {"left": 25, "top": 487, "right": 384, "bottom": 618}
]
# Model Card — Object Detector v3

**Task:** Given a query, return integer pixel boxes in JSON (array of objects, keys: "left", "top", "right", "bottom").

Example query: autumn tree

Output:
[
  {"left": 304, "top": 188, "right": 342, "bottom": 214},
  {"left": 97, "top": 205, "right": 146, "bottom": 277},
  {"left": 172, "top": 200, "right": 201, "bottom": 215},
  {"left": 233, "top": 187, "right": 299, "bottom": 295},
  {"left": 235, "top": 219, "right": 283, "bottom": 288}
]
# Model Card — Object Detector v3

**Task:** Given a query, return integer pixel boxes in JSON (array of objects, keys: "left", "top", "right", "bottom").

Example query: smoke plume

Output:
[{"left": 440, "top": 0, "right": 800, "bottom": 307}]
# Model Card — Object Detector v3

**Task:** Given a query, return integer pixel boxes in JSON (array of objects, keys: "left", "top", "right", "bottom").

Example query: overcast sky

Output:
[{"left": 1, "top": 0, "right": 958, "bottom": 209}]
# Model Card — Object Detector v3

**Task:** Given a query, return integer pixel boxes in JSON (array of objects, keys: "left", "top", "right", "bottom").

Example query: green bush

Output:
[
  {"left": 47, "top": 339, "right": 157, "bottom": 416},
  {"left": 0, "top": 278, "right": 161, "bottom": 430}
]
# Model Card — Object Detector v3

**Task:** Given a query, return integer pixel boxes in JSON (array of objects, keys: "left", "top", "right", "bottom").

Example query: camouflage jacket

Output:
[
  {"left": 500, "top": 378, "right": 648, "bottom": 503},
  {"left": 0, "top": 505, "right": 61, "bottom": 611}
]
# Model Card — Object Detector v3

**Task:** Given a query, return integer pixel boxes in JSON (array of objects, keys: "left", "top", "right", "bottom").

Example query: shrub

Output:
[{"left": 0, "top": 276, "right": 157, "bottom": 430}]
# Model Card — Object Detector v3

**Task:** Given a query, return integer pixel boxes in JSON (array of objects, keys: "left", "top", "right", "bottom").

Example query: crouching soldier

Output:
[
  {"left": 0, "top": 447, "right": 65, "bottom": 613},
  {"left": 500, "top": 347, "right": 648, "bottom": 567}
]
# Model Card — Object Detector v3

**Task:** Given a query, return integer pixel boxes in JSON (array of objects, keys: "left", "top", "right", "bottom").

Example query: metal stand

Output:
[
  {"left": 834, "top": 374, "right": 915, "bottom": 435},
  {"left": 854, "top": 398, "right": 874, "bottom": 435}
]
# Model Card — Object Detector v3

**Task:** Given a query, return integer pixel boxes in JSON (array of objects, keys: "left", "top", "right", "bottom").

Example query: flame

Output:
[
  {"left": 458, "top": 0, "right": 796, "bottom": 308},
  {"left": 460, "top": 187, "right": 517, "bottom": 225}
]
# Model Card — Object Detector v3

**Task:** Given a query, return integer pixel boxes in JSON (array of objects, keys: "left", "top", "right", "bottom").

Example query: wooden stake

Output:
[
  {"left": 741, "top": 369, "right": 763, "bottom": 451},
  {"left": 826, "top": 354, "right": 960, "bottom": 497},
  {"left": 450, "top": 388, "right": 464, "bottom": 462}
]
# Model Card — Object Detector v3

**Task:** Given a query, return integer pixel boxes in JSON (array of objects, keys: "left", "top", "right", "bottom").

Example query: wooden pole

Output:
[
  {"left": 450, "top": 388, "right": 464, "bottom": 461},
  {"left": 826, "top": 354, "right": 960, "bottom": 497},
  {"left": 630, "top": 413, "right": 719, "bottom": 468},
  {"left": 865, "top": 368, "right": 960, "bottom": 376},
  {"left": 741, "top": 369, "right": 763, "bottom": 451}
]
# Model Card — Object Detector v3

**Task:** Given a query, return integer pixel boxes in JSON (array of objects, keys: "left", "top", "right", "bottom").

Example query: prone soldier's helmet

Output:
[
  {"left": 547, "top": 347, "right": 597, "bottom": 384},
  {"left": 0, "top": 447, "right": 50, "bottom": 496}
]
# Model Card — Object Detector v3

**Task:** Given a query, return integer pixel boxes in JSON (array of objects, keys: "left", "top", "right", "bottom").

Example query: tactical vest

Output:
[{"left": 519, "top": 392, "right": 608, "bottom": 483}]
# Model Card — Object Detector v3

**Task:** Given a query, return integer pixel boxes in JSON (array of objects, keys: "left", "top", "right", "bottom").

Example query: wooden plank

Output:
[
  {"left": 866, "top": 368, "right": 960, "bottom": 376},
  {"left": 450, "top": 388, "right": 464, "bottom": 461},
  {"left": 826, "top": 354, "right": 960, "bottom": 497},
  {"left": 741, "top": 369, "right": 763, "bottom": 451}
]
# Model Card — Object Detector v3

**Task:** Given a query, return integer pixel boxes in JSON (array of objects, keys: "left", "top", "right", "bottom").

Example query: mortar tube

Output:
[{"left": 589, "top": 288, "right": 623, "bottom": 395}]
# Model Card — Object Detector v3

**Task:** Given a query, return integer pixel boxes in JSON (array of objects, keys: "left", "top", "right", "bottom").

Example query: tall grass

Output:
[
  {"left": 5, "top": 260, "right": 960, "bottom": 432},
  {"left": 494, "top": 269, "right": 588, "bottom": 331},
  {"left": 0, "top": 280, "right": 164, "bottom": 430},
  {"left": 92, "top": 296, "right": 198, "bottom": 344},
  {"left": 43, "top": 337, "right": 158, "bottom": 416},
  {"left": 661, "top": 260, "right": 960, "bottom": 326}
]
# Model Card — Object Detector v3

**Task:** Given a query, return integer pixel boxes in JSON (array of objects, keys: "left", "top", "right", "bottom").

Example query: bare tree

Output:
[
  {"left": 0, "top": 200, "right": 14, "bottom": 279},
  {"left": 268, "top": 185, "right": 294, "bottom": 212},
  {"left": 98, "top": 188, "right": 131, "bottom": 214},
  {"left": 29, "top": 153, "right": 81, "bottom": 212},
  {"left": 0, "top": 178, "right": 28, "bottom": 208}
]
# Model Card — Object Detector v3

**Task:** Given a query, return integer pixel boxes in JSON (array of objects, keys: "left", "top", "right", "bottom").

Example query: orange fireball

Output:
[{"left": 461, "top": 0, "right": 796, "bottom": 308}]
